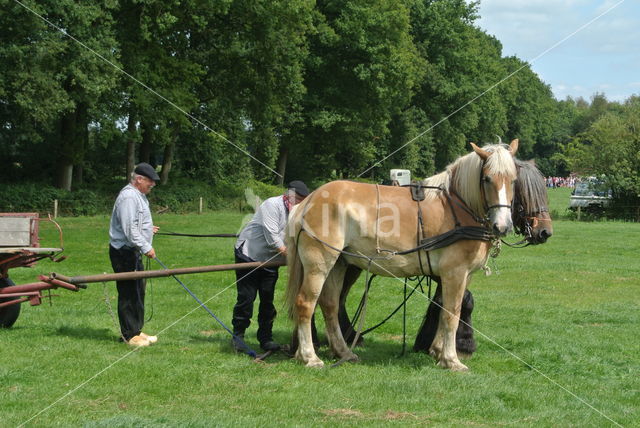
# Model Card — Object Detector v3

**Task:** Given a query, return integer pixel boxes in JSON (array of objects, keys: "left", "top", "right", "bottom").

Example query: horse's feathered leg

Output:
[
  {"left": 294, "top": 241, "right": 341, "bottom": 368},
  {"left": 432, "top": 269, "right": 469, "bottom": 371},
  {"left": 338, "top": 265, "right": 362, "bottom": 344},
  {"left": 318, "top": 258, "right": 359, "bottom": 362},
  {"left": 294, "top": 274, "right": 325, "bottom": 367}
]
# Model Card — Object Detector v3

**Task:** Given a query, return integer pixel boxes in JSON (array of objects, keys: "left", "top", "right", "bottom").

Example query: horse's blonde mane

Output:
[{"left": 423, "top": 144, "right": 516, "bottom": 216}]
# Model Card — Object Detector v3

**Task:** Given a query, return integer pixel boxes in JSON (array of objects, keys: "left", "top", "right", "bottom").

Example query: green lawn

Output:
[
  {"left": 547, "top": 186, "right": 573, "bottom": 219},
  {"left": 1, "top": 193, "right": 639, "bottom": 427}
]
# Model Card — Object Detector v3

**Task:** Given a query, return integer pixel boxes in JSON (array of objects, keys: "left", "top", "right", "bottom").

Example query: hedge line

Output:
[{"left": 0, "top": 180, "right": 285, "bottom": 216}]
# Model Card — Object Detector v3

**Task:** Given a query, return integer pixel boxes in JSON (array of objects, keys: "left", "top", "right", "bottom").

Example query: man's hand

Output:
[
  {"left": 277, "top": 246, "right": 287, "bottom": 257},
  {"left": 145, "top": 248, "right": 156, "bottom": 259},
  {"left": 152, "top": 226, "right": 160, "bottom": 234}
]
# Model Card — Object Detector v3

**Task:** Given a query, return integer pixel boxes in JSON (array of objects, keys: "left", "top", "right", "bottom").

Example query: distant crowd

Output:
[{"left": 546, "top": 176, "right": 576, "bottom": 188}]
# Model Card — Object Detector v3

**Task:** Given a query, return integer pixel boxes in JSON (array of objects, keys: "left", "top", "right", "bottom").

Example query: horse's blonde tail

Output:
[{"left": 285, "top": 227, "right": 304, "bottom": 321}]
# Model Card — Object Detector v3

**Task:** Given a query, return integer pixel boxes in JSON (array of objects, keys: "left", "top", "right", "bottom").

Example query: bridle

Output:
[
  {"left": 512, "top": 193, "right": 551, "bottom": 245},
  {"left": 479, "top": 163, "right": 515, "bottom": 219}
]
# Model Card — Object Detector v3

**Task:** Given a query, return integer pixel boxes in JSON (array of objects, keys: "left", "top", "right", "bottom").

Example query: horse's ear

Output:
[
  {"left": 509, "top": 139, "right": 519, "bottom": 155},
  {"left": 471, "top": 142, "right": 490, "bottom": 161}
]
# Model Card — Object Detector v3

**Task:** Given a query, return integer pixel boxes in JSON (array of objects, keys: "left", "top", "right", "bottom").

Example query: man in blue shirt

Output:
[
  {"left": 232, "top": 180, "right": 309, "bottom": 352},
  {"left": 109, "top": 162, "right": 160, "bottom": 347}
]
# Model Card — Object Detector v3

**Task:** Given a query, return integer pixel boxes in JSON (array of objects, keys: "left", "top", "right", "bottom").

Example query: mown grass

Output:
[{"left": 1, "top": 191, "right": 639, "bottom": 427}]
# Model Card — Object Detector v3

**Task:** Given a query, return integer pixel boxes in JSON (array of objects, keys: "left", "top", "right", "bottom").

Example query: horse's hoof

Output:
[
  {"left": 438, "top": 359, "right": 469, "bottom": 372},
  {"left": 341, "top": 352, "right": 359, "bottom": 363},
  {"left": 451, "top": 362, "right": 469, "bottom": 372},
  {"left": 305, "top": 359, "right": 325, "bottom": 368}
]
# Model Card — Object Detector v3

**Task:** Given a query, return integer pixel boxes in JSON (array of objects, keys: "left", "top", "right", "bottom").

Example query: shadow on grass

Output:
[
  {"left": 55, "top": 325, "right": 115, "bottom": 342},
  {"left": 181, "top": 326, "right": 444, "bottom": 368}
]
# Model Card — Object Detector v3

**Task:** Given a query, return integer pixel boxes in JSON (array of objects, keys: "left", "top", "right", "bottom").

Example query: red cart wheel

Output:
[{"left": 0, "top": 277, "right": 21, "bottom": 328}]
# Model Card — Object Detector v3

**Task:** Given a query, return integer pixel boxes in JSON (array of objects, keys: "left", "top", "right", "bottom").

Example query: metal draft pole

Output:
[{"left": 49, "top": 260, "right": 285, "bottom": 285}]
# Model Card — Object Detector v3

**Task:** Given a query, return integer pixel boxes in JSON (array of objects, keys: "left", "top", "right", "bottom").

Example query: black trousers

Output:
[
  {"left": 109, "top": 245, "right": 145, "bottom": 341},
  {"left": 232, "top": 248, "right": 278, "bottom": 345}
]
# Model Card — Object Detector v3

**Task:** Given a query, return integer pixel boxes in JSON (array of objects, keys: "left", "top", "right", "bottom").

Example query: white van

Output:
[
  {"left": 569, "top": 178, "right": 612, "bottom": 211},
  {"left": 390, "top": 169, "right": 411, "bottom": 186}
]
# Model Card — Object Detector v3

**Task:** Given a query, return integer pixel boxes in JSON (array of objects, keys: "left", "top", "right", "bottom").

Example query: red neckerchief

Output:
[{"left": 283, "top": 194, "right": 292, "bottom": 213}]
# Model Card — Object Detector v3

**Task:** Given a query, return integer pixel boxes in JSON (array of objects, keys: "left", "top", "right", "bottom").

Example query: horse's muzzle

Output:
[
  {"left": 492, "top": 223, "right": 513, "bottom": 237},
  {"left": 531, "top": 227, "right": 552, "bottom": 244},
  {"left": 490, "top": 208, "right": 513, "bottom": 236}
]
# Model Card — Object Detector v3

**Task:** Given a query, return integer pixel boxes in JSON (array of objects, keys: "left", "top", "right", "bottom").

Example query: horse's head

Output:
[
  {"left": 513, "top": 159, "right": 553, "bottom": 244},
  {"left": 470, "top": 139, "right": 519, "bottom": 236}
]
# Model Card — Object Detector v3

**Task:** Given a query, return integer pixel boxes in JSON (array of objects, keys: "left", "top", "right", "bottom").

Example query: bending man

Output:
[{"left": 232, "top": 180, "right": 309, "bottom": 352}]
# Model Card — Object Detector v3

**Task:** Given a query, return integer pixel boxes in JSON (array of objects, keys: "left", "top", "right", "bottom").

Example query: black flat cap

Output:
[
  {"left": 288, "top": 180, "right": 310, "bottom": 197},
  {"left": 134, "top": 162, "right": 160, "bottom": 182}
]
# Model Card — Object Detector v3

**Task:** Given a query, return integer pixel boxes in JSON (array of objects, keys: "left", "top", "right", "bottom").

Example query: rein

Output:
[
  {"left": 152, "top": 256, "right": 275, "bottom": 361},
  {"left": 156, "top": 231, "right": 238, "bottom": 238}
]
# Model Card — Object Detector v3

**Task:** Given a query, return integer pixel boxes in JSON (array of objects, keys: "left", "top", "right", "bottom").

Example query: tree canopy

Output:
[{"left": 0, "top": 0, "right": 637, "bottom": 202}]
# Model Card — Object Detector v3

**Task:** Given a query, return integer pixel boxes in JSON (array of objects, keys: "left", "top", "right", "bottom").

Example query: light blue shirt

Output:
[
  {"left": 235, "top": 195, "right": 288, "bottom": 263},
  {"left": 109, "top": 184, "right": 154, "bottom": 254}
]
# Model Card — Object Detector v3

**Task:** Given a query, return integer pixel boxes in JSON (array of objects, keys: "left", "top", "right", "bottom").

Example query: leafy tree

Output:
[
  {"left": 409, "top": 0, "right": 508, "bottom": 170},
  {"left": 285, "top": 0, "right": 423, "bottom": 182},
  {"left": 383, "top": 106, "right": 435, "bottom": 179},
  {"left": 114, "top": 0, "right": 207, "bottom": 183},
  {"left": 564, "top": 96, "right": 640, "bottom": 217},
  {"left": 0, "top": 0, "right": 118, "bottom": 189},
  {"left": 188, "top": 0, "right": 314, "bottom": 184},
  {"left": 566, "top": 97, "right": 640, "bottom": 189}
]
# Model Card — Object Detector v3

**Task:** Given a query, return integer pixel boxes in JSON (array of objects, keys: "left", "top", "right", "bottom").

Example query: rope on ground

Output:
[{"left": 153, "top": 256, "right": 258, "bottom": 359}]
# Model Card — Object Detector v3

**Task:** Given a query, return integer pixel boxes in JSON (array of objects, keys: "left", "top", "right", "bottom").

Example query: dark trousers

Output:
[
  {"left": 232, "top": 248, "right": 278, "bottom": 345},
  {"left": 109, "top": 245, "right": 145, "bottom": 341}
]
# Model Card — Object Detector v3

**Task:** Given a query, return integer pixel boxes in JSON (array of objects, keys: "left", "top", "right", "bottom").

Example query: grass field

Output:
[{"left": 1, "top": 188, "right": 638, "bottom": 427}]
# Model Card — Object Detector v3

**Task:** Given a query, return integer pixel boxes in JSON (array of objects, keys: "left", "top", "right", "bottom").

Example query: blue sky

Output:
[{"left": 475, "top": 0, "right": 640, "bottom": 102}]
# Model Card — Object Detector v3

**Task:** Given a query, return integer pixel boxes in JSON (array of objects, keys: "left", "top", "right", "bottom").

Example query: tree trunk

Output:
[
  {"left": 58, "top": 164, "right": 73, "bottom": 191},
  {"left": 140, "top": 119, "right": 153, "bottom": 164},
  {"left": 56, "top": 108, "right": 75, "bottom": 191},
  {"left": 275, "top": 146, "right": 288, "bottom": 186},
  {"left": 160, "top": 139, "right": 175, "bottom": 185},
  {"left": 73, "top": 102, "right": 89, "bottom": 186},
  {"left": 126, "top": 106, "right": 138, "bottom": 177}
]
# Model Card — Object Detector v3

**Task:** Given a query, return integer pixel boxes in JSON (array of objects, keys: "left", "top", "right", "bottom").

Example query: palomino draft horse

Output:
[
  {"left": 285, "top": 140, "right": 519, "bottom": 371},
  {"left": 412, "top": 158, "right": 554, "bottom": 356},
  {"left": 334, "top": 158, "right": 555, "bottom": 355}
]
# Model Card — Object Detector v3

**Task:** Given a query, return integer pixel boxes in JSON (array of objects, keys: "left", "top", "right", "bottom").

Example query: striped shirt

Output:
[
  {"left": 235, "top": 195, "right": 288, "bottom": 263},
  {"left": 109, "top": 184, "right": 154, "bottom": 254}
]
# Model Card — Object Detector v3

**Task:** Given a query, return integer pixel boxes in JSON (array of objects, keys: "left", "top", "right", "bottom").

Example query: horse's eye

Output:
[{"left": 483, "top": 176, "right": 491, "bottom": 184}]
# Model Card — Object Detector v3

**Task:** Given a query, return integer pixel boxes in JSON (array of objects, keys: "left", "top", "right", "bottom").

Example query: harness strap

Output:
[
  {"left": 349, "top": 259, "right": 372, "bottom": 350},
  {"left": 416, "top": 200, "right": 436, "bottom": 277},
  {"left": 353, "top": 275, "right": 424, "bottom": 337},
  {"left": 448, "top": 189, "right": 483, "bottom": 226},
  {"left": 396, "top": 226, "right": 494, "bottom": 256},
  {"left": 425, "top": 246, "right": 434, "bottom": 277},
  {"left": 416, "top": 201, "right": 427, "bottom": 276},
  {"left": 375, "top": 184, "right": 381, "bottom": 254}
]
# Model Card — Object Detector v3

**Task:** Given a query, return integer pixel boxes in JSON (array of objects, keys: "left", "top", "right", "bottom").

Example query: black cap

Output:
[
  {"left": 288, "top": 180, "right": 309, "bottom": 197},
  {"left": 134, "top": 163, "right": 160, "bottom": 182}
]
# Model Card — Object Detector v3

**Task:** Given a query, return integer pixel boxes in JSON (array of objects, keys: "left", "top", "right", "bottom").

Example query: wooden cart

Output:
[{"left": 0, "top": 213, "right": 67, "bottom": 327}]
